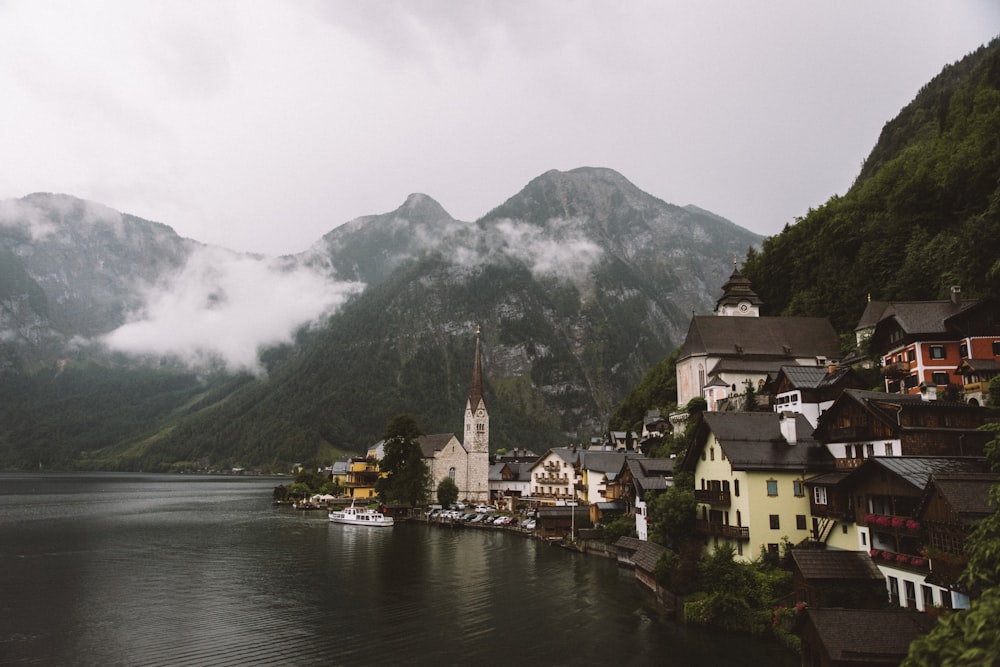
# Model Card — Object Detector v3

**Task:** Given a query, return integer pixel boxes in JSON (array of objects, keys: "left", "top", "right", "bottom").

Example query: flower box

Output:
[
  {"left": 881, "top": 551, "right": 894, "bottom": 561},
  {"left": 910, "top": 557, "right": 926, "bottom": 567},
  {"left": 870, "top": 549, "right": 880, "bottom": 558},
  {"left": 875, "top": 516, "right": 891, "bottom": 527},
  {"left": 895, "top": 553, "right": 909, "bottom": 563},
  {"left": 890, "top": 516, "right": 905, "bottom": 529},
  {"left": 865, "top": 513, "right": 876, "bottom": 524},
  {"left": 905, "top": 519, "right": 921, "bottom": 531}
]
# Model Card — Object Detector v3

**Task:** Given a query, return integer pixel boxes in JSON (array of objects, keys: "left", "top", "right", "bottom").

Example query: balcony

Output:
[
  {"left": 543, "top": 462, "right": 561, "bottom": 472},
  {"left": 864, "top": 514, "right": 924, "bottom": 536},
  {"left": 828, "top": 427, "right": 871, "bottom": 441},
  {"left": 695, "top": 520, "right": 749, "bottom": 541},
  {"left": 694, "top": 489, "right": 731, "bottom": 506},
  {"left": 869, "top": 549, "right": 929, "bottom": 574},
  {"left": 835, "top": 457, "right": 864, "bottom": 470},
  {"left": 535, "top": 475, "right": 568, "bottom": 485}
]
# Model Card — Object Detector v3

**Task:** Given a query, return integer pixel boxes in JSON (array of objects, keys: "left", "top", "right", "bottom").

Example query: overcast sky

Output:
[{"left": 2, "top": 2, "right": 998, "bottom": 256}]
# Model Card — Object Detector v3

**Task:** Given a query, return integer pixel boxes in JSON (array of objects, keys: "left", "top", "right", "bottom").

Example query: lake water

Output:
[{"left": 0, "top": 473, "right": 795, "bottom": 666}]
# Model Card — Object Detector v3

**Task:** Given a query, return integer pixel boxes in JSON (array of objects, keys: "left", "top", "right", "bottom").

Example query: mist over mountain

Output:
[{"left": 0, "top": 167, "right": 760, "bottom": 470}]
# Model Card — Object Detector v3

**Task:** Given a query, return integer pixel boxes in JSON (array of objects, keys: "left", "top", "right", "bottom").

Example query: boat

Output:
[{"left": 328, "top": 500, "right": 395, "bottom": 527}]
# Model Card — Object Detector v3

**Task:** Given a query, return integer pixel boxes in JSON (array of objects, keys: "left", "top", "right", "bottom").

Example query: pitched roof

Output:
[
  {"left": 614, "top": 536, "right": 666, "bottom": 573},
  {"left": 679, "top": 316, "right": 841, "bottom": 360},
  {"left": 578, "top": 450, "right": 641, "bottom": 473},
  {"left": 625, "top": 457, "right": 675, "bottom": 493},
  {"left": 777, "top": 364, "right": 857, "bottom": 391},
  {"left": 696, "top": 412, "right": 833, "bottom": 472},
  {"left": 919, "top": 472, "right": 999, "bottom": 523},
  {"left": 791, "top": 549, "right": 884, "bottom": 581},
  {"left": 416, "top": 433, "right": 462, "bottom": 458},
  {"left": 872, "top": 299, "right": 979, "bottom": 336},
  {"left": 862, "top": 457, "right": 989, "bottom": 491},
  {"left": 804, "top": 608, "right": 936, "bottom": 662},
  {"left": 957, "top": 358, "right": 1000, "bottom": 373}
]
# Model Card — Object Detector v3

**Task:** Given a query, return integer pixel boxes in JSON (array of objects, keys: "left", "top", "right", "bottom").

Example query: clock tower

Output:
[
  {"left": 714, "top": 261, "right": 762, "bottom": 317},
  {"left": 463, "top": 326, "right": 490, "bottom": 501}
]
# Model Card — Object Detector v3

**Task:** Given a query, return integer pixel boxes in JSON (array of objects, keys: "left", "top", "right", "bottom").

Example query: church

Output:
[
  {"left": 675, "top": 263, "right": 842, "bottom": 410},
  {"left": 417, "top": 328, "right": 491, "bottom": 503}
]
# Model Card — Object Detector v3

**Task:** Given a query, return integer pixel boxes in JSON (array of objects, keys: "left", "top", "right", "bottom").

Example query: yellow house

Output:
[
  {"left": 683, "top": 412, "right": 834, "bottom": 561},
  {"left": 344, "top": 457, "right": 380, "bottom": 499}
]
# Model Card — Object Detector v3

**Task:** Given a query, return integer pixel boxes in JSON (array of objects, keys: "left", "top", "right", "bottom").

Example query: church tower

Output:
[
  {"left": 714, "top": 260, "right": 763, "bottom": 317},
  {"left": 463, "top": 326, "right": 490, "bottom": 501}
]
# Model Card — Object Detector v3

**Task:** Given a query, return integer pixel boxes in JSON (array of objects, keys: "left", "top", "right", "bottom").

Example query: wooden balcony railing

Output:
[
  {"left": 694, "top": 489, "right": 731, "bottom": 506},
  {"left": 695, "top": 520, "right": 749, "bottom": 541}
]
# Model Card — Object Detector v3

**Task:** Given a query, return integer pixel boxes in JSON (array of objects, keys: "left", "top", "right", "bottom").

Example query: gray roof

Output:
[
  {"left": 626, "top": 457, "right": 674, "bottom": 493},
  {"left": 958, "top": 358, "right": 1000, "bottom": 373},
  {"left": 919, "top": 472, "right": 1000, "bottom": 523},
  {"left": 679, "top": 315, "right": 841, "bottom": 361},
  {"left": 777, "top": 364, "right": 857, "bottom": 390},
  {"left": 870, "top": 299, "right": 979, "bottom": 336},
  {"left": 416, "top": 433, "right": 462, "bottom": 458},
  {"left": 614, "top": 536, "right": 667, "bottom": 573},
  {"left": 791, "top": 549, "right": 884, "bottom": 581},
  {"left": 864, "top": 457, "right": 989, "bottom": 491},
  {"left": 698, "top": 412, "right": 833, "bottom": 472},
  {"left": 578, "top": 450, "right": 641, "bottom": 473},
  {"left": 804, "top": 608, "right": 936, "bottom": 662}
]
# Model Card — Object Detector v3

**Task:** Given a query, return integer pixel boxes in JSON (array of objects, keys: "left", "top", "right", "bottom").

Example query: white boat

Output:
[{"left": 328, "top": 501, "right": 394, "bottom": 527}]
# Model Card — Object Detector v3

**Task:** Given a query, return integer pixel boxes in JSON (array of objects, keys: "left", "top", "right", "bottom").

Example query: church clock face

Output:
[
  {"left": 476, "top": 409, "right": 484, "bottom": 417},
  {"left": 738, "top": 301, "right": 749, "bottom": 313}
]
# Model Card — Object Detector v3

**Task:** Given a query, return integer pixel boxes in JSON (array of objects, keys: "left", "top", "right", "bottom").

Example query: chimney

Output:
[
  {"left": 950, "top": 285, "right": 961, "bottom": 306},
  {"left": 779, "top": 412, "right": 797, "bottom": 445},
  {"left": 827, "top": 363, "right": 837, "bottom": 375}
]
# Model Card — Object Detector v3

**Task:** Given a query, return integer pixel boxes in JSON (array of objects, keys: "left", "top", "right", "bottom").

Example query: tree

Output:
[
  {"left": 375, "top": 414, "right": 431, "bottom": 507},
  {"left": 989, "top": 374, "right": 1000, "bottom": 407},
  {"left": 436, "top": 476, "right": 459, "bottom": 507}
]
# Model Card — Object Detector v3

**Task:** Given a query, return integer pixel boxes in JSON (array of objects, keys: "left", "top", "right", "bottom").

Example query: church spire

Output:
[{"left": 469, "top": 325, "right": 485, "bottom": 410}]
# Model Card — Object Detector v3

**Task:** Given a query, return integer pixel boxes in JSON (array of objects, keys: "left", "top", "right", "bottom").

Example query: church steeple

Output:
[
  {"left": 464, "top": 326, "right": 489, "bottom": 454},
  {"left": 469, "top": 325, "right": 485, "bottom": 412},
  {"left": 714, "top": 260, "right": 763, "bottom": 316}
]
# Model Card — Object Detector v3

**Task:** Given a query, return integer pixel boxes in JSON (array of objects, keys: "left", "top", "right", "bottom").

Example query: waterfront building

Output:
[
  {"left": 529, "top": 447, "right": 581, "bottom": 504},
  {"left": 616, "top": 456, "right": 675, "bottom": 541},
  {"left": 417, "top": 328, "right": 491, "bottom": 503}
]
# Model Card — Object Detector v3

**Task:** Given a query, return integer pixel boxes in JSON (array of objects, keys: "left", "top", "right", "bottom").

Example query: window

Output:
[
  {"left": 888, "top": 577, "right": 900, "bottom": 606},
  {"left": 767, "top": 543, "right": 779, "bottom": 555},
  {"left": 922, "top": 585, "right": 934, "bottom": 609},
  {"left": 905, "top": 375, "right": 919, "bottom": 388},
  {"left": 907, "top": 348, "right": 916, "bottom": 362},
  {"left": 734, "top": 480, "right": 740, "bottom": 497},
  {"left": 796, "top": 515, "right": 807, "bottom": 530},
  {"left": 960, "top": 343, "right": 969, "bottom": 358},
  {"left": 930, "top": 345, "right": 946, "bottom": 359},
  {"left": 904, "top": 581, "right": 917, "bottom": 610},
  {"left": 448, "top": 467, "right": 456, "bottom": 480},
  {"left": 866, "top": 443, "right": 875, "bottom": 458},
  {"left": 932, "top": 372, "right": 949, "bottom": 386},
  {"left": 993, "top": 341, "right": 1000, "bottom": 356},
  {"left": 793, "top": 480, "right": 804, "bottom": 497},
  {"left": 813, "top": 486, "right": 828, "bottom": 505},
  {"left": 709, "top": 447, "right": 714, "bottom": 461},
  {"left": 885, "top": 442, "right": 894, "bottom": 456},
  {"left": 769, "top": 515, "right": 780, "bottom": 529},
  {"left": 861, "top": 531, "right": 867, "bottom": 546},
  {"left": 766, "top": 480, "right": 778, "bottom": 496}
]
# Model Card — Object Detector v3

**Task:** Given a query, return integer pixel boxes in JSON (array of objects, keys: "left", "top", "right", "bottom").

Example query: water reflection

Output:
[{"left": 0, "top": 474, "right": 795, "bottom": 666}]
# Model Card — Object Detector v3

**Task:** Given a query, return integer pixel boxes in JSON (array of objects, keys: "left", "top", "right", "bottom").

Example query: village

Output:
[{"left": 301, "top": 265, "right": 1000, "bottom": 667}]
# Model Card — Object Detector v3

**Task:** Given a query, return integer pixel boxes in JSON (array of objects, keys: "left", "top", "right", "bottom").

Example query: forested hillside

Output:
[{"left": 743, "top": 38, "right": 1000, "bottom": 332}]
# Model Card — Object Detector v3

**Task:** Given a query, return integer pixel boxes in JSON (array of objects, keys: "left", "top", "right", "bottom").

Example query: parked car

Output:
[{"left": 522, "top": 518, "right": 536, "bottom": 530}]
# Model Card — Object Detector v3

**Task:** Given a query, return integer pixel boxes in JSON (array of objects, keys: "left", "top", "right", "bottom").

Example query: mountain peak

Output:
[{"left": 397, "top": 193, "right": 454, "bottom": 223}]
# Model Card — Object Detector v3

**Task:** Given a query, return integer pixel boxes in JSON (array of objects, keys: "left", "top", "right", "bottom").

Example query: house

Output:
[
  {"left": 682, "top": 411, "right": 834, "bottom": 560},
  {"left": 798, "top": 608, "right": 936, "bottom": 667},
  {"left": 858, "top": 287, "right": 1000, "bottom": 398},
  {"left": 614, "top": 536, "right": 668, "bottom": 596},
  {"left": 488, "top": 460, "right": 534, "bottom": 504},
  {"left": 344, "top": 457, "right": 380, "bottom": 499},
  {"left": 807, "top": 456, "right": 990, "bottom": 611},
  {"left": 675, "top": 264, "right": 842, "bottom": 408},
  {"left": 577, "top": 450, "right": 640, "bottom": 505},
  {"left": 770, "top": 365, "right": 868, "bottom": 427},
  {"left": 536, "top": 505, "right": 590, "bottom": 540},
  {"left": 917, "top": 472, "right": 1000, "bottom": 595},
  {"left": 790, "top": 549, "right": 885, "bottom": 609},
  {"left": 813, "top": 389, "right": 991, "bottom": 466},
  {"left": 955, "top": 357, "right": 1000, "bottom": 406},
  {"left": 529, "top": 447, "right": 581, "bottom": 504},
  {"left": 617, "top": 456, "right": 675, "bottom": 541},
  {"left": 415, "top": 329, "right": 491, "bottom": 503}
]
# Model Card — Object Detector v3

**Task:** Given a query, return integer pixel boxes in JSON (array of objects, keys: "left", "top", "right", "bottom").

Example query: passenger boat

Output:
[{"left": 328, "top": 500, "right": 394, "bottom": 527}]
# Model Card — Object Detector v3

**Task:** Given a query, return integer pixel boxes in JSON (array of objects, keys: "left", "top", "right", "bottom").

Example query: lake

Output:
[{"left": 0, "top": 473, "right": 795, "bottom": 666}]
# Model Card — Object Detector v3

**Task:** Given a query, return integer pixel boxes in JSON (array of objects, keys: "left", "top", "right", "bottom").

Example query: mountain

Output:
[
  {"left": 0, "top": 169, "right": 761, "bottom": 471},
  {"left": 742, "top": 37, "right": 1000, "bottom": 332}
]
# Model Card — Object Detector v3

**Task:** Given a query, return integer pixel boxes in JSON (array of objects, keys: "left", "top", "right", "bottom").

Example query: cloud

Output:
[
  {"left": 483, "top": 218, "right": 605, "bottom": 284},
  {"left": 101, "top": 246, "right": 362, "bottom": 373}
]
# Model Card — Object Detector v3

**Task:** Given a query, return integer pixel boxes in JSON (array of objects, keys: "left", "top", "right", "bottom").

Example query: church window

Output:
[
  {"left": 449, "top": 467, "right": 456, "bottom": 480},
  {"left": 476, "top": 423, "right": 485, "bottom": 433}
]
